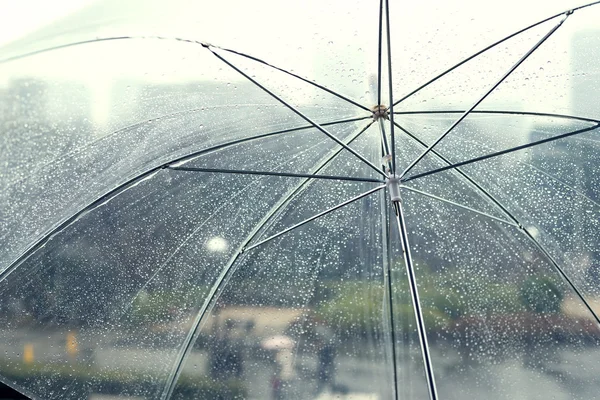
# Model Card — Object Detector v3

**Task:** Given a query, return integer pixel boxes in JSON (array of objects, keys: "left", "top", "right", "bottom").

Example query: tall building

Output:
[
  {"left": 527, "top": 28, "right": 600, "bottom": 286},
  {"left": 571, "top": 29, "right": 600, "bottom": 120}
]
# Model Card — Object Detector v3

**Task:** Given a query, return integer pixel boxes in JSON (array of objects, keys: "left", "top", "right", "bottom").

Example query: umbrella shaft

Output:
[{"left": 393, "top": 201, "right": 439, "bottom": 400}]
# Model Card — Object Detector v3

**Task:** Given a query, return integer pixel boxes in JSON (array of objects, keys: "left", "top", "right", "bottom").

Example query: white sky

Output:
[
  {"left": 0, "top": 0, "right": 598, "bottom": 123},
  {"left": 0, "top": 0, "right": 97, "bottom": 46}
]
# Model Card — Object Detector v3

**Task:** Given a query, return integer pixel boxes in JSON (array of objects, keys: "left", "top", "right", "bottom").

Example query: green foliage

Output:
[
  {"left": 431, "top": 280, "right": 525, "bottom": 317},
  {"left": 315, "top": 281, "right": 451, "bottom": 336},
  {"left": 394, "top": 303, "right": 450, "bottom": 335},
  {"left": 316, "top": 282, "right": 384, "bottom": 336},
  {"left": 315, "top": 260, "right": 547, "bottom": 336},
  {"left": 1, "top": 361, "right": 246, "bottom": 399},
  {"left": 519, "top": 275, "right": 563, "bottom": 313},
  {"left": 430, "top": 292, "right": 465, "bottom": 320},
  {"left": 419, "top": 264, "right": 526, "bottom": 318}
]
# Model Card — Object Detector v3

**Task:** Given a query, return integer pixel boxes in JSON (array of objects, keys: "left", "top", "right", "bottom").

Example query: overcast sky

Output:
[{"left": 0, "top": 0, "right": 598, "bottom": 122}]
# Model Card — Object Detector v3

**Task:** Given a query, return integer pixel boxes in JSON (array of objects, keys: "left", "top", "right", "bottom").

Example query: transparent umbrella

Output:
[{"left": 0, "top": 0, "right": 599, "bottom": 399}]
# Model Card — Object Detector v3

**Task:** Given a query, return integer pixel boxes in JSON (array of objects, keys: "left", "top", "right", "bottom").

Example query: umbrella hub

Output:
[
  {"left": 386, "top": 174, "right": 401, "bottom": 203},
  {"left": 372, "top": 105, "right": 389, "bottom": 121}
]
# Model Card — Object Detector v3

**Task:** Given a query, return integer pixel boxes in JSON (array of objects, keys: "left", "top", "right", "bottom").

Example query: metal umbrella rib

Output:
[
  {"left": 0, "top": 116, "right": 370, "bottom": 285},
  {"left": 206, "top": 47, "right": 387, "bottom": 178},
  {"left": 412, "top": 134, "right": 600, "bottom": 208},
  {"left": 394, "top": 121, "right": 600, "bottom": 326},
  {"left": 393, "top": 109, "right": 600, "bottom": 124},
  {"left": 207, "top": 45, "right": 371, "bottom": 113},
  {"left": 243, "top": 185, "right": 385, "bottom": 253},
  {"left": 379, "top": 189, "right": 399, "bottom": 400},
  {"left": 399, "top": 185, "right": 518, "bottom": 227},
  {"left": 0, "top": 32, "right": 367, "bottom": 122},
  {"left": 393, "top": 111, "right": 600, "bottom": 207},
  {"left": 401, "top": 123, "right": 600, "bottom": 183},
  {"left": 399, "top": 14, "right": 570, "bottom": 179},
  {"left": 161, "top": 121, "right": 376, "bottom": 399},
  {"left": 167, "top": 166, "right": 385, "bottom": 184},
  {"left": 377, "top": 0, "right": 384, "bottom": 107},
  {"left": 392, "top": 0, "right": 600, "bottom": 107}
]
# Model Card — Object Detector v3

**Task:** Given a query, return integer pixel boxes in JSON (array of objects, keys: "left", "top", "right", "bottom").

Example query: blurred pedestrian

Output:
[
  {"left": 317, "top": 341, "right": 336, "bottom": 392},
  {"left": 315, "top": 324, "right": 336, "bottom": 394}
]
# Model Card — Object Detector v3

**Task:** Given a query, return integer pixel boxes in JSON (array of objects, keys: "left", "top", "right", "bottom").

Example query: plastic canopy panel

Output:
[{"left": 0, "top": 0, "right": 599, "bottom": 399}]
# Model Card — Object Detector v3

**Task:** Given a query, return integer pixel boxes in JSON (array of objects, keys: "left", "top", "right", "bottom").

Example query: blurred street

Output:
[{"left": 2, "top": 327, "right": 600, "bottom": 399}]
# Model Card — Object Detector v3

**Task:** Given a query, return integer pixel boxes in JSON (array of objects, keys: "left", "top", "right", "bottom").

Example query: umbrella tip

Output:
[{"left": 372, "top": 105, "right": 389, "bottom": 121}]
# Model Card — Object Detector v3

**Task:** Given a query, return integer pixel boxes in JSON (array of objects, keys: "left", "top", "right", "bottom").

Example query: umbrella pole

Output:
[
  {"left": 380, "top": 113, "right": 438, "bottom": 397},
  {"left": 378, "top": 119, "right": 399, "bottom": 399},
  {"left": 380, "top": 188, "right": 399, "bottom": 400},
  {"left": 392, "top": 200, "right": 439, "bottom": 400}
]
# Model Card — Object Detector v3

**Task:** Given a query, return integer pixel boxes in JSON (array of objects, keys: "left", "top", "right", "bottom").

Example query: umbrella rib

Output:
[
  {"left": 393, "top": 109, "right": 600, "bottom": 124},
  {"left": 384, "top": 0, "right": 397, "bottom": 175},
  {"left": 243, "top": 185, "right": 385, "bottom": 253},
  {"left": 399, "top": 14, "right": 570, "bottom": 180},
  {"left": 517, "top": 229, "right": 600, "bottom": 327},
  {"left": 206, "top": 47, "right": 387, "bottom": 178},
  {"left": 167, "top": 166, "right": 385, "bottom": 183},
  {"left": 412, "top": 128, "right": 600, "bottom": 208},
  {"left": 377, "top": 0, "right": 384, "bottom": 106},
  {"left": 0, "top": 116, "right": 370, "bottom": 285},
  {"left": 392, "top": 0, "right": 600, "bottom": 106},
  {"left": 208, "top": 45, "right": 371, "bottom": 113},
  {"left": 0, "top": 34, "right": 208, "bottom": 64},
  {"left": 393, "top": 201, "right": 439, "bottom": 400},
  {"left": 161, "top": 121, "right": 375, "bottom": 399},
  {"left": 401, "top": 123, "right": 600, "bottom": 183},
  {"left": 400, "top": 185, "right": 518, "bottom": 227},
  {"left": 394, "top": 121, "right": 600, "bottom": 327},
  {"left": 454, "top": 135, "right": 600, "bottom": 208},
  {"left": 0, "top": 36, "right": 134, "bottom": 64}
]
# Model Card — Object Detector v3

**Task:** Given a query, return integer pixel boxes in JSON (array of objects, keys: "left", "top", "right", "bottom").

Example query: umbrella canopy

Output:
[{"left": 1, "top": 1, "right": 599, "bottom": 399}]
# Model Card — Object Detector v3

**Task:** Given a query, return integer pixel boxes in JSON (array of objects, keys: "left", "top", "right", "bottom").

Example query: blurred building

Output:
[
  {"left": 527, "top": 28, "right": 600, "bottom": 286},
  {"left": 571, "top": 29, "right": 600, "bottom": 120}
]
